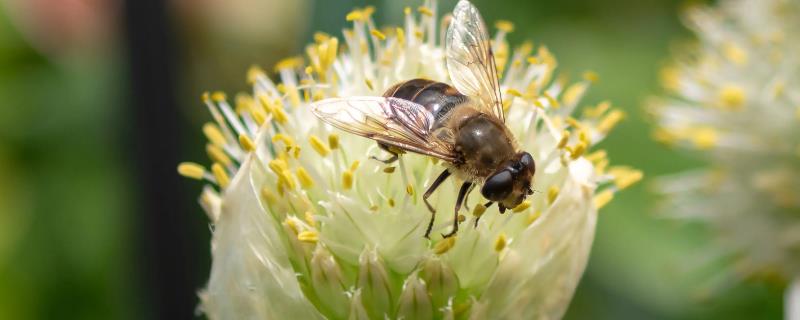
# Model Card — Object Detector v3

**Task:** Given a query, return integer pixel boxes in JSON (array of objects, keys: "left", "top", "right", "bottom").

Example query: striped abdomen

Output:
[{"left": 382, "top": 78, "right": 467, "bottom": 121}]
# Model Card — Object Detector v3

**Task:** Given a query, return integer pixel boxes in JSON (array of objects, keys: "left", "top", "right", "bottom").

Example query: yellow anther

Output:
[
  {"left": 206, "top": 144, "right": 232, "bottom": 166},
  {"left": 659, "top": 65, "right": 680, "bottom": 91},
  {"left": 597, "top": 110, "right": 625, "bottom": 133},
  {"left": 251, "top": 108, "right": 267, "bottom": 125},
  {"left": 570, "top": 142, "right": 587, "bottom": 159},
  {"left": 526, "top": 211, "right": 542, "bottom": 225},
  {"left": 247, "top": 65, "right": 266, "bottom": 84},
  {"left": 495, "top": 20, "right": 514, "bottom": 33},
  {"left": 404, "top": 6, "right": 412, "bottom": 15},
  {"left": 434, "top": 237, "right": 456, "bottom": 255},
  {"left": 610, "top": 167, "right": 643, "bottom": 190},
  {"left": 323, "top": 37, "right": 339, "bottom": 69},
  {"left": 287, "top": 86, "right": 301, "bottom": 107},
  {"left": 284, "top": 217, "right": 299, "bottom": 234},
  {"left": 395, "top": 27, "right": 405, "bottom": 44},
  {"left": 458, "top": 214, "right": 466, "bottom": 223},
  {"left": 362, "top": 6, "right": 375, "bottom": 17},
  {"left": 562, "top": 83, "right": 586, "bottom": 106},
  {"left": 595, "top": 158, "right": 609, "bottom": 175},
  {"left": 265, "top": 98, "right": 288, "bottom": 124},
  {"left": 296, "top": 167, "right": 314, "bottom": 189},
  {"left": 313, "top": 32, "right": 330, "bottom": 43},
  {"left": 235, "top": 94, "right": 254, "bottom": 115},
  {"left": 350, "top": 160, "right": 360, "bottom": 171},
  {"left": 406, "top": 184, "right": 414, "bottom": 196},
  {"left": 309, "top": 135, "right": 331, "bottom": 156},
  {"left": 723, "top": 42, "right": 748, "bottom": 65},
  {"left": 495, "top": 233, "right": 507, "bottom": 252},
  {"left": 342, "top": 170, "right": 354, "bottom": 190},
  {"left": 272, "top": 133, "right": 296, "bottom": 151},
  {"left": 298, "top": 230, "right": 319, "bottom": 243},
  {"left": 304, "top": 211, "right": 316, "bottom": 228},
  {"left": 565, "top": 117, "right": 583, "bottom": 129},
  {"left": 365, "top": 78, "right": 374, "bottom": 91},
  {"left": 383, "top": 166, "right": 396, "bottom": 173},
  {"left": 718, "top": 85, "right": 746, "bottom": 110},
  {"left": 346, "top": 9, "right": 364, "bottom": 21},
  {"left": 369, "top": 205, "right": 379, "bottom": 211},
  {"left": 177, "top": 162, "right": 205, "bottom": 180},
  {"left": 304, "top": 66, "right": 313, "bottom": 75},
  {"left": 512, "top": 200, "right": 531, "bottom": 213},
  {"left": 201, "top": 91, "right": 210, "bottom": 102},
  {"left": 473, "top": 203, "right": 487, "bottom": 217},
  {"left": 268, "top": 159, "right": 289, "bottom": 175},
  {"left": 691, "top": 127, "right": 718, "bottom": 149},
  {"left": 370, "top": 29, "right": 386, "bottom": 40},
  {"left": 414, "top": 30, "right": 424, "bottom": 39},
  {"left": 584, "top": 101, "right": 611, "bottom": 118},
  {"left": 585, "top": 149, "right": 607, "bottom": 163},
  {"left": 327, "top": 134, "right": 339, "bottom": 150},
  {"left": 280, "top": 169, "right": 296, "bottom": 190},
  {"left": 211, "top": 163, "right": 230, "bottom": 188},
  {"left": 547, "top": 186, "right": 560, "bottom": 204},
  {"left": 417, "top": 6, "right": 434, "bottom": 16},
  {"left": 202, "top": 123, "right": 227, "bottom": 147},
  {"left": 527, "top": 56, "right": 539, "bottom": 64},
  {"left": 388, "top": 198, "right": 395, "bottom": 207},
  {"left": 502, "top": 99, "right": 513, "bottom": 112},
  {"left": 293, "top": 146, "right": 302, "bottom": 158},
  {"left": 593, "top": 189, "right": 614, "bottom": 209},
  {"left": 543, "top": 92, "right": 559, "bottom": 108},
  {"left": 652, "top": 127, "right": 678, "bottom": 145},
  {"left": 557, "top": 130, "right": 570, "bottom": 149},
  {"left": 238, "top": 134, "right": 256, "bottom": 152},
  {"left": 506, "top": 88, "right": 524, "bottom": 98},
  {"left": 261, "top": 187, "right": 278, "bottom": 205},
  {"left": 267, "top": 159, "right": 295, "bottom": 189},
  {"left": 582, "top": 71, "right": 599, "bottom": 83},
  {"left": 274, "top": 56, "right": 304, "bottom": 71},
  {"left": 211, "top": 91, "right": 226, "bottom": 102},
  {"left": 578, "top": 129, "right": 591, "bottom": 145}
]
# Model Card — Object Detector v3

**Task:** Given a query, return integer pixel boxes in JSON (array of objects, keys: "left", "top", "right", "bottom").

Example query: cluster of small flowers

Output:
[
  {"left": 652, "top": 0, "right": 800, "bottom": 286},
  {"left": 178, "top": 1, "right": 640, "bottom": 318}
]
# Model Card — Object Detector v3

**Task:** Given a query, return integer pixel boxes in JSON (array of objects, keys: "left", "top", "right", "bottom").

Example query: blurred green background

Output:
[{"left": 0, "top": 0, "right": 784, "bottom": 319}]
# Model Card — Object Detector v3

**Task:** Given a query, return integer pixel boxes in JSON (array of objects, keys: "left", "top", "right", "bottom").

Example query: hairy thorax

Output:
[{"left": 442, "top": 104, "right": 517, "bottom": 181}]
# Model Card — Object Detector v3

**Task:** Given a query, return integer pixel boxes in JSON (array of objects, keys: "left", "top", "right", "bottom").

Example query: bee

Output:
[{"left": 311, "top": 0, "right": 535, "bottom": 239}]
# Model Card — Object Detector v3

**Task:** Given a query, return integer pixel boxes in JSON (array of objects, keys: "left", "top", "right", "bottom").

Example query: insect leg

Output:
[
  {"left": 371, "top": 143, "right": 400, "bottom": 164},
  {"left": 442, "top": 182, "right": 473, "bottom": 238},
  {"left": 474, "top": 201, "right": 494, "bottom": 228},
  {"left": 423, "top": 169, "right": 451, "bottom": 238},
  {"left": 462, "top": 183, "right": 477, "bottom": 211}
]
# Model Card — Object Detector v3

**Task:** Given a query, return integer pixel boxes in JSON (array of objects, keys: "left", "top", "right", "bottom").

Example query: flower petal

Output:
[{"left": 202, "top": 155, "right": 324, "bottom": 319}]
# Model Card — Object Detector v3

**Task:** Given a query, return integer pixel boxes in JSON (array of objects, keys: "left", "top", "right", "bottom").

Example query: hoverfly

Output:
[{"left": 311, "top": 0, "right": 535, "bottom": 239}]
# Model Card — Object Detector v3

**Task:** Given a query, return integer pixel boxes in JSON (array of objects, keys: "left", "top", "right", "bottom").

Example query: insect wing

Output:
[
  {"left": 446, "top": 0, "right": 505, "bottom": 122},
  {"left": 311, "top": 96, "right": 457, "bottom": 161}
]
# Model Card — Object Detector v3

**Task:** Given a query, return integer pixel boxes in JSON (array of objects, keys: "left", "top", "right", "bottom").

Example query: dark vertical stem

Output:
[{"left": 123, "top": 0, "right": 195, "bottom": 318}]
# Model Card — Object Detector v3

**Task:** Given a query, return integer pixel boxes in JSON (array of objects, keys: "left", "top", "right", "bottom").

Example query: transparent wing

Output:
[
  {"left": 310, "top": 97, "right": 457, "bottom": 161},
  {"left": 446, "top": 0, "right": 505, "bottom": 122}
]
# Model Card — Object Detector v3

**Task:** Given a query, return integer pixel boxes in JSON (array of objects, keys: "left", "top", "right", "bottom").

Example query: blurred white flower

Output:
[
  {"left": 651, "top": 0, "right": 800, "bottom": 312},
  {"left": 180, "top": 1, "right": 639, "bottom": 318}
]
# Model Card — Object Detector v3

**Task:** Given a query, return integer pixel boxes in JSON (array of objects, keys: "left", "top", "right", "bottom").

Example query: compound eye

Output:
[
  {"left": 481, "top": 170, "right": 513, "bottom": 201},
  {"left": 519, "top": 152, "right": 535, "bottom": 173}
]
